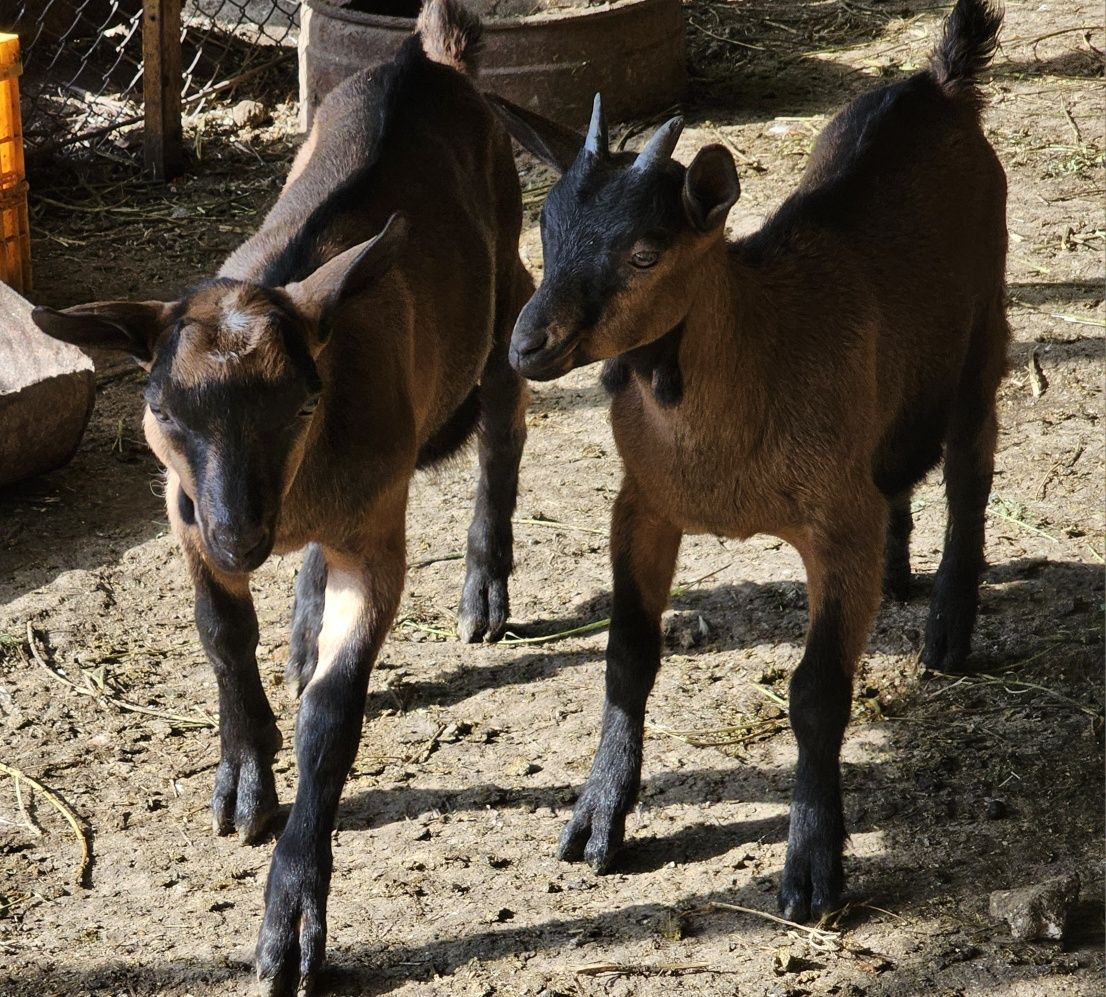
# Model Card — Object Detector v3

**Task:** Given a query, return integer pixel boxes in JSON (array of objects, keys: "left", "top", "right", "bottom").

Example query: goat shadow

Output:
[
  {"left": 381, "top": 558, "right": 1103, "bottom": 712},
  {"left": 345, "top": 555, "right": 1102, "bottom": 832},
  {"left": 997, "top": 48, "right": 1104, "bottom": 81},
  {"left": 667, "top": 556, "right": 1103, "bottom": 675},
  {"left": 9, "top": 877, "right": 1102, "bottom": 995}
]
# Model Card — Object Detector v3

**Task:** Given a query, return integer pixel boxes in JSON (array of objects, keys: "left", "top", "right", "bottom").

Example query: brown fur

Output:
[
  {"left": 30, "top": 4, "right": 531, "bottom": 990},
  {"left": 417, "top": 0, "right": 483, "bottom": 73},
  {"left": 492, "top": 0, "right": 1008, "bottom": 918},
  {"left": 168, "top": 284, "right": 291, "bottom": 388}
]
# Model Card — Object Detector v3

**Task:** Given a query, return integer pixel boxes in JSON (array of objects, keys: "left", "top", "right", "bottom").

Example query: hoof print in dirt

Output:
[{"left": 989, "top": 873, "right": 1080, "bottom": 942}]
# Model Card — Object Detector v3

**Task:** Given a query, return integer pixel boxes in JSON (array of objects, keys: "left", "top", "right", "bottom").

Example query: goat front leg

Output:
[
  {"left": 779, "top": 497, "right": 883, "bottom": 921},
  {"left": 255, "top": 506, "right": 406, "bottom": 997},
  {"left": 560, "top": 478, "right": 681, "bottom": 872},
  {"left": 170, "top": 471, "right": 281, "bottom": 843}
]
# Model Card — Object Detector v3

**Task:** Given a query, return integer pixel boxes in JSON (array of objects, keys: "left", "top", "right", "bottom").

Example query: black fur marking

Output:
[
  {"left": 177, "top": 485, "right": 196, "bottom": 526},
  {"left": 535, "top": 156, "right": 685, "bottom": 338},
  {"left": 600, "top": 321, "right": 685, "bottom": 407},
  {"left": 599, "top": 357, "right": 630, "bottom": 395},
  {"left": 416, "top": 388, "right": 482, "bottom": 469},
  {"left": 779, "top": 599, "right": 851, "bottom": 921}
]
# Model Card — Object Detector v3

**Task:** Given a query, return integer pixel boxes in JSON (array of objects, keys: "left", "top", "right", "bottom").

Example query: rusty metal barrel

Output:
[{"left": 299, "top": 0, "right": 687, "bottom": 129}]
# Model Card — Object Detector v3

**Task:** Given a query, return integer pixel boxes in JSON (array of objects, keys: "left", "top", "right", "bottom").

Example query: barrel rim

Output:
[{"left": 302, "top": 0, "right": 677, "bottom": 32}]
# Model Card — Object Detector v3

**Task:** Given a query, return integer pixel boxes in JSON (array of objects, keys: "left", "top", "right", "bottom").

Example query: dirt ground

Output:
[{"left": 1, "top": 1, "right": 1103, "bottom": 995}]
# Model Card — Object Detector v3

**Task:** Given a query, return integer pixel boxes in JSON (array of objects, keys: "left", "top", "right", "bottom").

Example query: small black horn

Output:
[
  {"left": 633, "top": 115, "right": 684, "bottom": 171},
  {"left": 583, "top": 93, "right": 608, "bottom": 158}
]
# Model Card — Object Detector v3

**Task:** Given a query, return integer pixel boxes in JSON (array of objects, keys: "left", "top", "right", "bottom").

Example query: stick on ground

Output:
[{"left": 0, "top": 760, "right": 91, "bottom": 887}]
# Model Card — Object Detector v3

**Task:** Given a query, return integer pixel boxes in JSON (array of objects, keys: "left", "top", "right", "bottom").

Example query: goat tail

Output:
[
  {"left": 929, "top": 0, "right": 1003, "bottom": 110},
  {"left": 417, "top": 0, "right": 484, "bottom": 75}
]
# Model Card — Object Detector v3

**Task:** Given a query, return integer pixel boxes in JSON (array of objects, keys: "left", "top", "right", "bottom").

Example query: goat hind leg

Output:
[
  {"left": 923, "top": 386, "right": 998, "bottom": 672},
  {"left": 285, "top": 543, "right": 327, "bottom": 699},
  {"left": 458, "top": 267, "right": 530, "bottom": 643},
  {"left": 882, "top": 489, "right": 914, "bottom": 602}
]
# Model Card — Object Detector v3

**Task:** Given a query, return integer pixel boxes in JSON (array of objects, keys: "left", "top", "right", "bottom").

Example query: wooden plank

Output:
[{"left": 142, "top": 0, "right": 183, "bottom": 179}]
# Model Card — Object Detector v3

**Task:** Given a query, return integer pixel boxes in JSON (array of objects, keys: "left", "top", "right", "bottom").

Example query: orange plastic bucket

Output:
[{"left": 0, "top": 34, "right": 31, "bottom": 294}]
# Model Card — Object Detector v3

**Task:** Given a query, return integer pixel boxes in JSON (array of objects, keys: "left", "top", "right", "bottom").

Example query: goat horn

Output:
[
  {"left": 633, "top": 116, "right": 684, "bottom": 171},
  {"left": 583, "top": 93, "right": 608, "bottom": 158}
]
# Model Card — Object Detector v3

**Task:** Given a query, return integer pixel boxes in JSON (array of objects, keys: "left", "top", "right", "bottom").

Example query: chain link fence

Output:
[{"left": 5, "top": 0, "right": 299, "bottom": 160}]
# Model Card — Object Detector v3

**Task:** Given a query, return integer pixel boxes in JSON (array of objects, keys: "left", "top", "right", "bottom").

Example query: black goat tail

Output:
[
  {"left": 929, "top": 0, "right": 1003, "bottom": 111},
  {"left": 417, "top": 0, "right": 484, "bottom": 76}
]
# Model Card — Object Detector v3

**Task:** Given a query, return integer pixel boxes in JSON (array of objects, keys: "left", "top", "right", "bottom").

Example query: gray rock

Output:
[
  {"left": 231, "top": 99, "right": 270, "bottom": 129},
  {"left": 0, "top": 283, "right": 95, "bottom": 487},
  {"left": 989, "top": 873, "right": 1080, "bottom": 942}
]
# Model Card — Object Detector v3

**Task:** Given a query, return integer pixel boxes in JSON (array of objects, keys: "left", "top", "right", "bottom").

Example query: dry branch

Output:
[
  {"left": 26, "top": 623, "right": 215, "bottom": 729},
  {"left": 0, "top": 761, "right": 91, "bottom": 887}
]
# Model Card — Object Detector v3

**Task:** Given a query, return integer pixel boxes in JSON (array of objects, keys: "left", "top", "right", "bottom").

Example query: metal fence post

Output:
[{"left": 143, "top": 0, "right": 183, "bottom": 179}]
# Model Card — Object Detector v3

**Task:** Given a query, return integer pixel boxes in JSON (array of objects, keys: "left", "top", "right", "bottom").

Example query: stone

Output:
[
  {"left": 0, "top": 282, "right": 95, "bottom": 487},
  {"left": 231, "top": 99, "right": 270, "bottom": 129},
  {"left": 989, "top": 873, "right": 1079, "bottom": 942},
  {"left": 505, "top": 757, "right": 541, "bottom": 778}
]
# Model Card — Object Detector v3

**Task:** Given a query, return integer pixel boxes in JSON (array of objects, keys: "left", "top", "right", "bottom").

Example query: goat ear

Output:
[
  {"left": 287, "top": 213, "right": 408, "bottom": 329},
  {"left": 31, "top": 300, "right": 171, "bottom": 366},
  {"left": 484, "top": 92, "right": 584, "bottom": 174},
  {"left": 682, "top": 145, "right": 740, "bottom": 233}
]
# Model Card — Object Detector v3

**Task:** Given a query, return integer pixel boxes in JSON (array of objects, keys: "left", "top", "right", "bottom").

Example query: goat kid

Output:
[
  {"left": 490, "top": 0, "right": 1008, "bottom": 921},
  {"left": 32, "top": 1, "right": 531, "bottom": 992}
]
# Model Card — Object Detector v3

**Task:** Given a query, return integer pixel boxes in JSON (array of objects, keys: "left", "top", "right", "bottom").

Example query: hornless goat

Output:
[
  {"left": 489, "top": 0, "right": 1008, "bottom": 920},
  {"left": 32, "top": 1, "right": 531, "bottom": 991}
]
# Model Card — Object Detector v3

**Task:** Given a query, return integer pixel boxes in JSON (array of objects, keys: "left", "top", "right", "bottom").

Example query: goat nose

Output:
[
  {"left": 209, "top": 521, "right": 271, "bottom": 568},
  {"left": 511, "top": 324, "right": 549, "bottom": 358}
]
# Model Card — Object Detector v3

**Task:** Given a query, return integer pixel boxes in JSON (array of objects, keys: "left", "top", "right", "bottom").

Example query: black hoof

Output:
[
  {"left": 458, "top": 569, "right": 509, "bottom": 643},
  {"left": 256, "top": 844, "right": 328, "bottom": 997},
  {"left": 778, "top": 862, "right": 843, "bottom": 923},
  {"left": 882, "top": 565, "right": 913, "bottom": 603},
  {"left": 922, "top": 573, "right": 979, "bottom": 672},
  {"left": 558, "top": 795, "right": 627, "bottom": 874},
  {"left": 212, "top": 739, "right": 281, "bottom": 844},
  {"left": 921, "top": 610, "right": 972, "bottom": 673}
]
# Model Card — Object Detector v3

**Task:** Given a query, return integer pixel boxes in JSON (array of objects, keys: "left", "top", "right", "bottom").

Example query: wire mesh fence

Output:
[{"left": 5, "top": 0, "right": 299, "bottom": 161}]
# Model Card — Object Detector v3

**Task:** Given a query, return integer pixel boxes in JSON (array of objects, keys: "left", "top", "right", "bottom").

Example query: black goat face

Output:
[
  {"left": 511, "top": 150, "right": 689, "bottom": 378},
  {"left": 142, "top": 281, "right": 322, "bottom": 574},
  {"left": 489, "top": 94, "right": 741, "bottom": 380}
]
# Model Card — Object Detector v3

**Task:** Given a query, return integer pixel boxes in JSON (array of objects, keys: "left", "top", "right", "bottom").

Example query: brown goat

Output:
[
  {"left": 490, "top": 0, "right": 1008, "bottom": 921},
  {"left": 32, "top": 1, "right": 531, "bottom": 992}
]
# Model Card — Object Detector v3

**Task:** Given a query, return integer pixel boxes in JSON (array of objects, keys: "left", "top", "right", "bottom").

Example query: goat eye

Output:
[
  {"left": 630, "top": 249, "right": 660, "bottom": 269},
  {"left": 149, "top": 404, "right": 173, "bottom": 425},
  {"left": 298, "top": 397, "right": 320, "bottom": 419}
]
